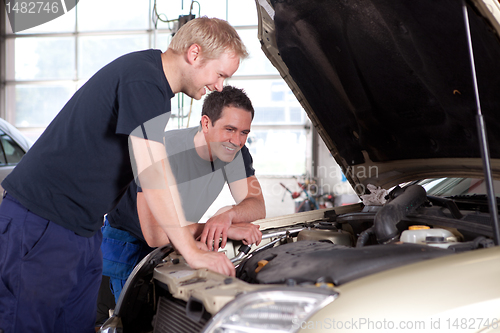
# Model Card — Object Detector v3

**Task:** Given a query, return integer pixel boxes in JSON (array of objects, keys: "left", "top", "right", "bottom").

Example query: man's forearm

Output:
[
  {"left": 187, "top": 223, "right": 205, "bottom": 239},
  {"left": 229, "top": 196, "right": 266, "bottom": 224},
  {"left": 226, "top": 176, "right": 266, "bottom": 224},
  {"left": 136, "top": 154, "right": 199, "bottom": 258},
  {"left": 142, "top": 187, "right": 199, "bottom": 255},
  {"left": 131, "top": 135, "right": 235, "bottom": 276}
]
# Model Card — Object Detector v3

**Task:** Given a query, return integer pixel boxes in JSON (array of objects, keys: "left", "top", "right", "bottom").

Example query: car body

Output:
[
  {"left": 0, "top": 118, "right": 32, "bottom": 201},
  {"left": 99, "top": 0, "right": 500, "bottom": 332}
]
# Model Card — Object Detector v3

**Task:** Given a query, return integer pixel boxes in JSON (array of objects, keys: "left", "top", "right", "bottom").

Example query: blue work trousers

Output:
[
  {"left": 0, "top": 193, "right": 102, "bottom": 333},
  {"left": 101, "top": 218, "right": 153, "bottom": 303}
]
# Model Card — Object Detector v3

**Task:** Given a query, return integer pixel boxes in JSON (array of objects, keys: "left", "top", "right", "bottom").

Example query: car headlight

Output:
[{"left": 202, "top": 288, "right": 338, "bottom": 333}]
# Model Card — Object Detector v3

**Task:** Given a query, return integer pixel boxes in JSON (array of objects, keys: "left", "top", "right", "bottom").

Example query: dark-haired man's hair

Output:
[{"left": 202, "top": 86, "right": 254, "bottom": 125}]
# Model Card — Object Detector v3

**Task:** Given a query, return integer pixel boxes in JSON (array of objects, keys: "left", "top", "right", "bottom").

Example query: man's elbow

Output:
[
  {"left": 257, "top": 199, "right": 266, "bottom": 220},
  {"left": 144, "top": 234, "right": 170, "bottom": 248}
]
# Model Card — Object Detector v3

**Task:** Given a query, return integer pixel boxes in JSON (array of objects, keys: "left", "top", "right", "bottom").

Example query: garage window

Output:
[{"left": 1, "top": 0, "right": 310, "bottom": 176}]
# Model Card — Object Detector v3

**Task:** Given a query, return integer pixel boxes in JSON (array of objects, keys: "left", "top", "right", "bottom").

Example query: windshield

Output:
[{"left": 417, "top": 178, "right": 500, "bottom": 197}]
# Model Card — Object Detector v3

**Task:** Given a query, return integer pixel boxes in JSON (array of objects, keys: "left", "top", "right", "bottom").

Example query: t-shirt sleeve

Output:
[
  {"left": 241, "top": 146, "right": 256, "bottom": 178},
  {"left": 225, "top": 145, "right": 255, "bottom": 183},
  {"left": 116, "top": 81, "right": 171, "bottom": 143}
]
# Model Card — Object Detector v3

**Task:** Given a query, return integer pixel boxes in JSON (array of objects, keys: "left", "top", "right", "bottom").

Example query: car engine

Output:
[{"left": 104, "top": 184, "right": 497, "bottom": 333}]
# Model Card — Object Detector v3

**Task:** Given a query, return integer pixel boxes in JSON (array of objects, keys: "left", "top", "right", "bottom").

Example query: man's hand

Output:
[
  {"left": 195, "top": 241, "right": 209, "bottom": 251},
  {"left": 183, "top": 248, "right": 235, "bottom": 277},
  {"left": 226, "top": 223, "right": 262, "bottom": 246},
  {"left": 200, "top": 206, "right": 233, "bottom": 251}
]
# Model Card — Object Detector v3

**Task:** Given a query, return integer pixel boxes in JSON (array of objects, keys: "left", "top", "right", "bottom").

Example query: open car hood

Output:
[{"left": 255, "top": 0, "right": 500, "bottom": 191}]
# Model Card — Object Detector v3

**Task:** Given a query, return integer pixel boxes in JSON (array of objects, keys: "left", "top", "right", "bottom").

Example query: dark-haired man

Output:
[{"left": 101, "top": 85, "right": 265, "bottom": 302}]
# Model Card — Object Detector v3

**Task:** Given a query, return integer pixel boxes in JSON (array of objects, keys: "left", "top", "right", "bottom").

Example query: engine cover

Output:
[{"left": 238, "top": 241, "right": 454, "bottom": 286}]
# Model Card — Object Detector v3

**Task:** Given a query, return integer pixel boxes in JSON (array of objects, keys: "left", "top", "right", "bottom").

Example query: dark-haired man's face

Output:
[{"left": 202, "top": 106, "right": 252, "bottom": 162}]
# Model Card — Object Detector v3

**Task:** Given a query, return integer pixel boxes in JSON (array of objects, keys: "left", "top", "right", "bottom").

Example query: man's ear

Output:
[
  {"left": 186, "top": 44, "right": 202, "bottom": 65},
  {"left": 200, "top": 115, "right": 211, "bottom": 133}
]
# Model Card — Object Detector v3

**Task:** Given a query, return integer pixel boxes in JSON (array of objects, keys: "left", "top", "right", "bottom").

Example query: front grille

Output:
[{"left": 153, "top": 296, "right": 209, "bottom": 333}]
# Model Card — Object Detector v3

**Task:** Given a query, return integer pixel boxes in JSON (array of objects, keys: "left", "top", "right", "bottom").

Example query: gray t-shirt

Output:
[{"left": 107, "top": 126, "right": 255, "bottom": 242}]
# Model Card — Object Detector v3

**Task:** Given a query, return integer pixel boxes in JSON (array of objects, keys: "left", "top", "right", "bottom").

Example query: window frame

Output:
[{"left": 0, "top": 0, "right": 312, "bottom": 176}]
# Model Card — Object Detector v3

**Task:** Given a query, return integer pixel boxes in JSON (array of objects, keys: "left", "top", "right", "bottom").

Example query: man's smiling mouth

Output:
[{"left": 222, "top": 144, "right": 237, "bottom": 152}]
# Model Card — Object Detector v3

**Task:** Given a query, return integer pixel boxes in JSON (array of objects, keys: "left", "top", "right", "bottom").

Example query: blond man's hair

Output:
[{"left": 169, "top": 16, "right": 248, "bottom": 61}]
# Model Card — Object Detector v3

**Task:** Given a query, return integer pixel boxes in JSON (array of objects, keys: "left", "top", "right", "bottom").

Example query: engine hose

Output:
[
  {"left": 356, "top": 226, "right": 374, "bottom": 247},
  {"left": 374, "top": 185, "right": 427, "bottom": 244}
]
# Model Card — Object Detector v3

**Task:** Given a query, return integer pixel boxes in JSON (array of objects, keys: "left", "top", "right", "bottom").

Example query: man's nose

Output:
[
  {"left": 229, "top": 133, "right": 242, "bottom": 147},
  {"left": 214, "top": 78, "right": 224, "bottom": 92}
]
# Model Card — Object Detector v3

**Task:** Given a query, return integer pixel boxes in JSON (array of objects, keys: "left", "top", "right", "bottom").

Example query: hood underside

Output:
[{"left": 256, "top": 0, "right": 500, "bottom": 190}]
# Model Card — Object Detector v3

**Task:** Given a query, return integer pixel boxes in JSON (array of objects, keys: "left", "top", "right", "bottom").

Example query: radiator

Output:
[{"left": 153, "top": 296, "right": 209, "bottom": 333}]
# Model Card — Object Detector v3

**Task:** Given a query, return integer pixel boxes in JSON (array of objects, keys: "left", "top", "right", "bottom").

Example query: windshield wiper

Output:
[
  {"left": 427, "top": 195, "right": 463, "bottom": 219},
  {"left": 449, "top": 194, "right": 494, "bottom": 200}
]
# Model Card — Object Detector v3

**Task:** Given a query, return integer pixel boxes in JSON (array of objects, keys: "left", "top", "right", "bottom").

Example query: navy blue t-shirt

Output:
[
  {"left": 108, "top": 126, "right": 255, "bottom": 243},
  {"left": 2, "top": 49, "right": 173, "bottom": 237}
]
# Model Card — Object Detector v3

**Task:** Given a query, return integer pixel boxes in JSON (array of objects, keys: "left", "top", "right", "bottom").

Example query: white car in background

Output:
[{"left": 0, "top": 118, "right": 32, "bottom": 201}]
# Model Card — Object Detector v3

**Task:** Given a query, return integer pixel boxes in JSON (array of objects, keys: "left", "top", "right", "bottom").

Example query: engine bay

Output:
[
  {"left": 148, "top": 184, "right": 497, "bottom": 302},
  {"left": 233, "top": 184, "right": 495, "bottom": 286},
  {"left": 153, "top": 184, "right": 497, "bottom": 290},
  {"left": 108, "top": 184, "right": 498, "bottom": 333}
]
